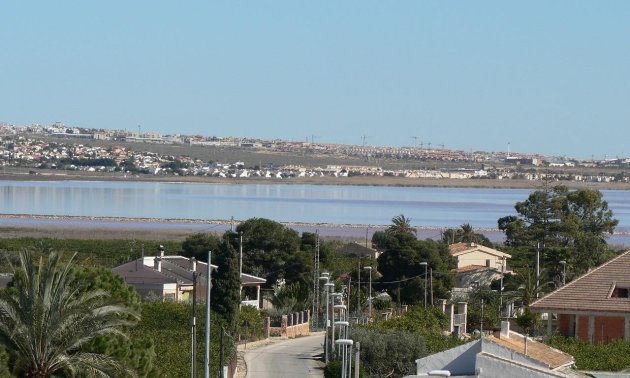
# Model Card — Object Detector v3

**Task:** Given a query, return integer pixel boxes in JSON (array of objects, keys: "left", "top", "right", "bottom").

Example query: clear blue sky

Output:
[{"left": 2, "top": 2, "right": 629, "bottom": 159}]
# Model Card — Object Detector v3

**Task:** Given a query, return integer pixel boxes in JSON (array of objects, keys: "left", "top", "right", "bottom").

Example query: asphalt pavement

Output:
[{"left": 244, "top": 334, "right": 325, "bottom": 378}]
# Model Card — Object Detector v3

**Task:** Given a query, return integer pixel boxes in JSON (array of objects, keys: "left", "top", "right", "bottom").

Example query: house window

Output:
[
  {"left": 611, "top": 287, "right": 630, "bottom": 298},
  {"left": 485, "top": 259, "right": 491, "bottom": 268}
]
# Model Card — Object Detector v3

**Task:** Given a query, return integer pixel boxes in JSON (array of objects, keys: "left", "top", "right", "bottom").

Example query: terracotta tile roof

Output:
[
  {"left": 487, "top": 332, "right": 574, "bottom": 369},
  {"left": 455, "top": 265, "right": 488, "bottom": 273},
  {"left": 530, "top": 250, "right": 630, "bottom": 314},
  {"left": 449, "top": 242, "right": 476, "bottom": 254}
]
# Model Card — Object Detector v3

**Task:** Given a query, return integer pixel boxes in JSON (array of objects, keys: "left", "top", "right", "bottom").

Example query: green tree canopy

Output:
[
  {"left": 235, "top": 218, "right": 301, "bottom": 287},
  {"left": 376, "top": 230, "right": 455, "bottom": 305},
  {"left": 498, "top": 186, "right": 618, "bottom": 275},
  {"left": 181, "top": 232, "right": 221, "bottom": 262}
]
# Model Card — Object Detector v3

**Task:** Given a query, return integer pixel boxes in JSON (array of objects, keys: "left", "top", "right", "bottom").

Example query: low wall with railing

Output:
[{"left": 268, "top": 310, "right": 310, "bottom": 339}]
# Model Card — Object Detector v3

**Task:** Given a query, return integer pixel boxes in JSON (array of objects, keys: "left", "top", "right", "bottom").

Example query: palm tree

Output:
[
  {"left": 386, "top": 214, "right": 416, "bottom": 236},
  {"left": 0, "top": 251, "right": 139, "bottom": 377},
  {"left": 460, "top": 223, "right": 476, "bottom": 243},
  {"left": 505, "top": 267, "right": 551, "bottom": 335}
]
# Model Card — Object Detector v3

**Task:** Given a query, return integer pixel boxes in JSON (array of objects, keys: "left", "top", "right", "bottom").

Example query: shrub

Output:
[
  {"left": 350, "top": 327, "right": 426, "bottom": 377},
  {"left": 548, "top": 336, "right": 630, "bottom": 371},
  {"left": 239, "top": 305, "right": 265, "bottom": 341}
]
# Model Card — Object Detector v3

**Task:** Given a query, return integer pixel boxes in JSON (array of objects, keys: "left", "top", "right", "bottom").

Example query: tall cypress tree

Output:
[{"left": 211, "top": 234, "right": 241, "bottom": 331}]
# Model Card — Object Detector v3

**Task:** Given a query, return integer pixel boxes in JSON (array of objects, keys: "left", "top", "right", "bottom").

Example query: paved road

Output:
[{"left": 244, "top": 334, "right": 325, "bottom": 378}]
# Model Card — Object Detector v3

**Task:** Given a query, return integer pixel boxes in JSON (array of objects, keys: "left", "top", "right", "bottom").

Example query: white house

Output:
[{"left": 449, "top": 242, "right": 512, "bottom": 290}]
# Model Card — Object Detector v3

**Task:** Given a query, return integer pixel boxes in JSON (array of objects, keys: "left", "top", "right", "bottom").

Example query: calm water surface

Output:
[{"left": 1, "top": 180, "right": 629, "bottom": 242}]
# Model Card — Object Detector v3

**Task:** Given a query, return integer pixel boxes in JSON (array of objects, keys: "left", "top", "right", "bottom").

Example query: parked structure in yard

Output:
[
  {"left": 530, "top": 250, "right": 630, "bottom": 344},
  {"left": 112, "top": 248, "right": 266, "bottom": 308},
  {"left": 404, "top": 321, "right": 575, "bottom": 378}
]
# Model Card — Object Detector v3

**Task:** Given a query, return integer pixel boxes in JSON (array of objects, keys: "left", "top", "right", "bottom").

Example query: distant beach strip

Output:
[{"left": 1, "top": 213, "right": 629, "bottom": 247}]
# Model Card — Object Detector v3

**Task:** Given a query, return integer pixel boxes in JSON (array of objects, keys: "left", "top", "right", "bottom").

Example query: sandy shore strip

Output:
[
  {"left": 0, "top": 213, "right": 499, "bottom": 241},
  {"left": 1, "top": 214, "right": 627, "bottom": 245}
]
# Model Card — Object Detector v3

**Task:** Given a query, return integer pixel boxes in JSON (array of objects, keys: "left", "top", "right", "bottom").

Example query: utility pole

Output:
[
  {"left": 357, "top": 261, "right": 361, "bottom": 318},
  {"left": 420, "top": 262, "right": 428, "bottom": 308},
  {"left": 536, "top": 242, "right": 540, "bottom": 298},
  {"left": 239, "top": 232, "right": 243, "bottom": 281},
  {"left": 480, "top": 299, "right": 483, "bottom": 337},
  {"left": 219, "top": 327, "right": 225, "bottom": 378},
  {"left": 354, "top": 342, "right": 361, "bottom": 378},
  {"left": 313, "top": 231, "right": 320, "bottom": 330},
  {"left": 191, "top": 265, "right": 198, "bottom": 378},
  {"left": 363, "top": 266, "right": 372, "bottom": 319},
  {"left": 499, "top": 256, "right": 505, "bottom": 319},
  {"left": 204, "top": 251, "right": 212, "bottom": 378},
  {"left": 430, "top": 268, "right": 433, "bottom": 306}
]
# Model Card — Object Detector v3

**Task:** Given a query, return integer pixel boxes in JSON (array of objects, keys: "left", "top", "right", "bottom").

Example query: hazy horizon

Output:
[{"left": 2, "top": 2, "right": 629, "bottom": 159}]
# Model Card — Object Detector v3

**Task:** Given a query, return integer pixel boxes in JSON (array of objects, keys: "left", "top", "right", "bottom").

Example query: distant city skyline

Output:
[{"left": 2, "top": 2, "right": 629, "bottom": 159}]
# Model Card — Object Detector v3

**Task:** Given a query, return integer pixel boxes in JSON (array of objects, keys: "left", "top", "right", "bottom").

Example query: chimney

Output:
[
  {"left": 190, "top": 257, "right": 197, "bottom": 272},
  {"left": 154, "top": 256, "right": 162, "bottom": 272},
  {"left": 500, "top": 320, "right": 510, "bottom": 339}
]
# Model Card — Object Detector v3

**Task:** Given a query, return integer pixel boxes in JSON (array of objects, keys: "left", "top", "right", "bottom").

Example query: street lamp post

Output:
[
  {"left": 323, "top": 281, "right": 334, "bottom": 363},
  {"left": 331, "top": 293, "right": 343, "bottom": 357},
  {"left": 559, "top": 260, "right": 567, "bottom": 286},
  {"left": 336, "top": 339, "right": 354, "bottom": 378},
  {"left": 363, "top": 266, "right": 372, "bottom": 319},
  {"left": 420, "top": 262, "right": 428, "bottom": 308}
]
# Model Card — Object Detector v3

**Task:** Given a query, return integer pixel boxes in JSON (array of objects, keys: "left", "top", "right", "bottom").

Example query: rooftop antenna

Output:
[{"left": 507, "top": 142, "right": 511, "bottom": 159}]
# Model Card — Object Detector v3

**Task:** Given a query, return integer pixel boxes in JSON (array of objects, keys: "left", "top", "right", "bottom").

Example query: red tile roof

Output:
[
  {"left": 530, "top": 250, "right": 630, "bottom": 314},
  {"left": 455, "top": 265, "right": 488, "bottom": 273},
  {"left": 449, "top": 242, "right": 476, "bottom": 254}
]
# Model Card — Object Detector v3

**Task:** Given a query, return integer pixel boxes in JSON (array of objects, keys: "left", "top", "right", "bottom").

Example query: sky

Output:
[{"left": 1, "top": 2, "right": 629, "bottom": 159}]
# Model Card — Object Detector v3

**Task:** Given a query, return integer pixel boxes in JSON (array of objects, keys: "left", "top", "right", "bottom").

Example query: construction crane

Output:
[
  {"left": 410, "top": 136, "right": 419, "bottom": 148},
  {"left": 361, "top": 134, "right": 369, "bottom": 147}
]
